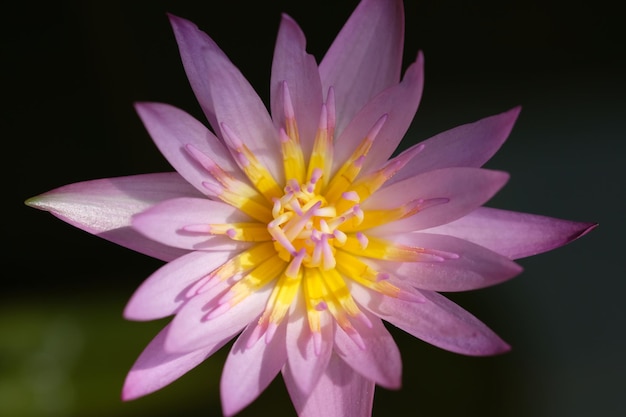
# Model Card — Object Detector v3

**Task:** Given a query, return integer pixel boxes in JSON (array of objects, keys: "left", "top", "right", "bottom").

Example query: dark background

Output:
[{"left": 4, "top": 1, "right": 624, "bottom": 416}]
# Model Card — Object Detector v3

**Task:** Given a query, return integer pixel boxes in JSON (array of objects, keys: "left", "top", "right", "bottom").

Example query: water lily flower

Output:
[{"left": 26, "top": 0, "right": 596, "bottom": 416}]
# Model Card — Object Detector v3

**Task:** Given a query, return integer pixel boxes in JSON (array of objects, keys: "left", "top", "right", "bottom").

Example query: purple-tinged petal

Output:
[
  {"left": 26, "top": 173, "right": 199, "bottom": 261},
  {"left": 124, "top": 250, "right": 233, "bottom": 321},
  {"left": 169, "top": 15, "right": 282, "bottom": 182},
  {"left": 132, "top": 197, "right": 253, "bottom": 251},
  {"left": 366, "top": 168, "right": 509, "bottom": 233},
  {"left": 387, "top": 107, "right": 521, "bottom": 186},
  {"left": 285, "top": 353, "right": 375, "bottom": 417},
  {"left": 423, "top": 207, "right": 598, "bottom": 259},
  {"left": 220, "top": 322, "right": 288, "bottom": 417},
  {"left": 165, "top": 284, "right": 271, "bottom": 353},
  {"left": 333, "top": 53, "right": 424, "bottom": 176},
  {"left": 368, "top": 232, "right": 522, "bottom": 292},
  {"left": 351, "top": 283, "right": 510, "bottom": 356},
  {"left": 334, "top": 311, "right": 402, "bottom": 389},
  {"left": 135, "top": 102, "right": 247, "bottom": 196},
  {"left": 283, "top": 294, "right": 333, "bottom": 396},
  {"left": 319, "top": 0, "right": 404, "bottom": 135},
  {"left": 270, "top": 14, "right": 323, "bottom": 158},
  {"left": 122, "top": 324, "right": 219, "bottom": 401}
]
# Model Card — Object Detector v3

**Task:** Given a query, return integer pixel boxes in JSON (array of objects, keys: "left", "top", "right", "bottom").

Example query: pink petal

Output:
[
  {"left": 333, "top": 311, "right": 402, "bottom": 389},
  {"left": 165, "top": 284, "right": 271, "bottom": 353},
  {"left": 285, "top": 353, "right": 375, "bottom": 417},
  {"left": 124, "top": 250, "right": 233, "bottom": 321},
  {"left": 423, "top": 207, "right": 598, "bottom": 259},
  {"left": 122, "top": 324, "right": 219, "bottom": 401},
  {"left": 283, "top": 296, "right": 333, "bottom": 396},
  {"left": 368, "top": 232, "right": 522, "bottom": 291},
  {"left": 351, "top": 283, "right": 510, "bottom": 356},
  {"left": 220, "top": 322, "right": 288, "bottom": 416},
  {"left": 387, "top": 107, "right": 521, "bottom": 186},
  {"left": 25, "top": 173, "right": 199, "bottom": 261},
  {"left": 270, "top": 14, "right": 323, "bottom": 158},
  {"left": 135, "top": 102, "right": 247, "bottom": 196},
  {"left": 333, "top": 52, "right": 424, "bottom": 176},
  {"left": 319, "top": 0, "right": 405, "bottom": 135},
  {"left": 168, "top": 15, "right": 282, "bottom": 182},
  {"left": 132, "top": 197, "right": 253, "bottom": 251},
  {"left": 366, "top": 168, "right": 509, "bottom": 233}
]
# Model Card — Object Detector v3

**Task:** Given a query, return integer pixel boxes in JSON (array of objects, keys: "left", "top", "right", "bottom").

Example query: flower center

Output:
[{"left": 267, "top": 171, "right": 365, "bottom": 274}]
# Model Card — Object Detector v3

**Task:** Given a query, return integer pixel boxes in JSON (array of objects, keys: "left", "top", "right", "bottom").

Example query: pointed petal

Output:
[
  {"left": 132, "top": 197, "right": 253, "bottom": 251},
  {"left": 333, "top": 53, "right": 424, "bottom": 176},
  {"left": 122, "top": 324, "right": 218, "bottom": 401},
  {"left": 270, "top": 14, "right": 323, "bottom": 158},
  {"left": 283, "top": 294, "right": 333, "bottom": 396},
  {"left": 423, "top": 207, "right": 598, "bottom": 259},
  {"left": 368, "top": 232, "right": 522, "bottom": 291},
  {"left": 165, "top": 284, "right": 271, "bottom": 353},
  {"left": 351, "top": 284, "right": 510, "bottom": 356},
  {"left": 334, "top": 311, "right": 402, "bottom": 389},
  {"left": 124, "top": 250, "right": 233, "bottom": 321},
  {"left": 366, "top": 168, "right": 509, "bottom": 233},
  {"left": 168, "top": 15, "right": 282, "bottom": 182},
  {"left": 220, "top": 322, "right": 287, "bottom": 416},
  {"left": 387, "top": 107, "right": 521, "bottom": 186},
  {"left": 25, "top": 173, "right": 199, "bottom": 261},
  {"left": 135, "top": 102, "right": 246, "bottom": 195},
  {"left": 285, "top": 353, "right": 375, "bottom": 417},
  {"left": 319, "top": 0, "right": 404, "bottom": 135}
]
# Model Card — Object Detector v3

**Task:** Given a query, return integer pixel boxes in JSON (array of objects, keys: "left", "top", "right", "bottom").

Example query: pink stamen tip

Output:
[
  {"left": 341, "top": 191, "right": 360, "bottom": 202},
  {"left": 315, "top": 301, "right": 328, "bottom": 311},
  {"left": 366, "top": 113, "right": 388, "bottom": 142},
  {"left": 185, "top": 274, "right": 213, "bottom": 298},
  {"left": 205, "top": 301, "right": 231, "bottom": 320},
  {"left": 246, "top": 323, "right": 266, "bottom": 349},
  {"left": 279, "top": 128, "right": 291, "bottom": 144},
  {"left": 182, "top": 224, "right": 212, "bottom": 233},
  {"left": 345, "top": 326, "right": 366, "bottom": 350},
  {"left": 355, "top": 312, "right": 373, "bottom": 329},
  {"left": 264, "top": 322, "right": 278, "bottom": 344},
  {"left": 310, "top": 168, "right": 323, "bottom": 184},
  {"left": 353, "top": 155, "right": 366, "bottom": 168},
  {"left": 376, "top": 272, "right": 390, "bottom": 282},
  {"left": 356, "top": 232, "right": 369, "bottom": 249},
  {"left": 312, "top": 331, "right": 323, "bottom": 356},
  {"left": 286, "top": 249, "right": 306, "bottom": 278},
  {"left": 226, "top": 228, "right": 237, "bottom": 239},
  {"left": 202, "top": 181, "right": 223, "bottom": 196},
  {"left": 282, "top": 81, "right": 296, "bottom": 119},
  {"left": 220, "top": 122, "right": 244, "bottom": 150}
]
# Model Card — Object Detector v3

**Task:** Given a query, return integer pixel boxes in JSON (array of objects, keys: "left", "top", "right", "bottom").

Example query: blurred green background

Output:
[{"left": 4, "top": 0, "right": 624, "bottom": 416}]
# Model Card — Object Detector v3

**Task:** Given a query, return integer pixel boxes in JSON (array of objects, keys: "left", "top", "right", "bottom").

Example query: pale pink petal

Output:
[
  {"left": 220, "top": 322, "right": 288, "bottom": 416},
  {"left": 122, "top": 324, "right": 221, "bottom": 401},
  {"left": 367, "top": 232, "right": 522, "bottom": 291},
  {"left": 270, "top": 14, "right": 323, "bottom": 158},
  {"left": 124, "top": 250, "right": 233, "bottom": 321},
  {"left": 366, "top": 168, "right": 509, "bottom": 233},
  {"left": 132, "top": 197, "right": 254, "bottom": 251},
  {"left": 333, "top": 311, "right": 402, "bottom": 389},
  {"left": 351, "top": 283, "right": 510, "bottom": 356},
  {"left": 169, "top": 15, "right": 282, "bottom": 182},
  {"left": 333, "top": 53, "right": 424, "bottom": 176},
  {"left": 26, "top": 173, "right": 199, "bottom": 261},
  {"left": 319, "top": 0, "right": 404, "bottom": 135},
  {"left": 283, "top": 294, "right": 333, "bottom": 396},
  {"left": 165, "top": 284, "right": 272, "bottom": 353},
  {"left": 387, "top": 107, "right": 521, "bottom": 186},
  {"left": 422, "top": 207, "right": 598, "bottom": 259},
  {"left": 285, "top": 353, "right": 375, "bottom": 417},
  {"left": 135, "top": 102, "right": 247, "bottom": 195}
]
